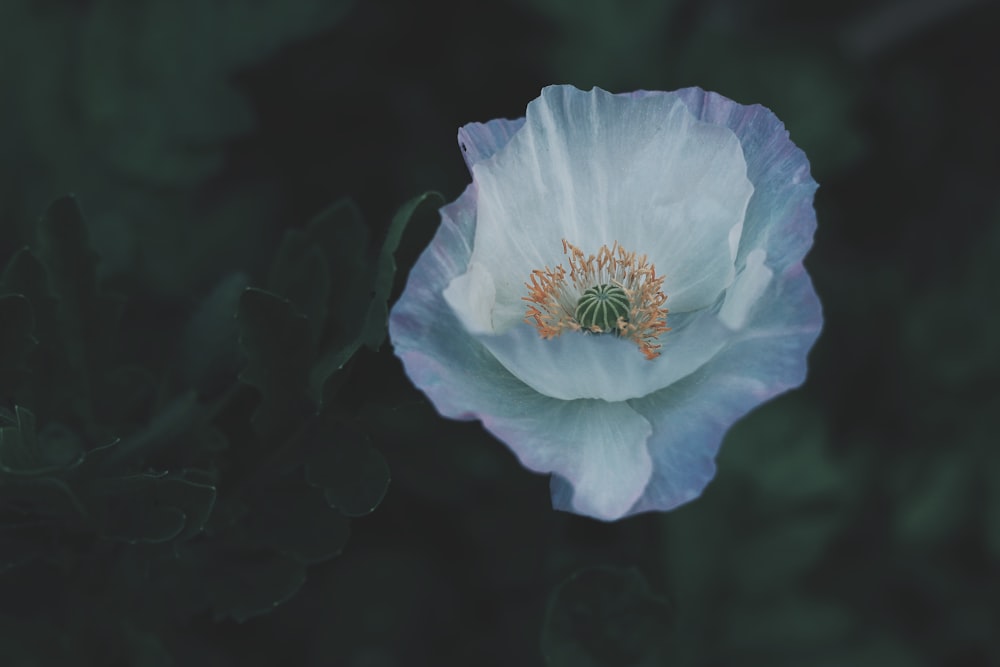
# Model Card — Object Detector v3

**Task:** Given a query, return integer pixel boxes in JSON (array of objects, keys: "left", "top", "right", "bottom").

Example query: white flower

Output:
[{"left": 390, "top": 85, "right": 822, "bottom": 521}]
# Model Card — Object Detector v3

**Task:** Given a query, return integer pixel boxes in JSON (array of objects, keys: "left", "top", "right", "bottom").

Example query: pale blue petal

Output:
[
  {"left": 625, "top": 262, "right": 822, "bottom": 515},
  {"left": 457, "top": 85, "right": 751, "bottom": 333},
  {"left": 444, "top": 85, "right": 754, "bottom": 403},
  {"left": 479, "top": 307, "right": 729, "bottom": 401},
  {"left": 457, "top": 117, "right": 526, "bottom": 172},
  {"left": 392, "top": 85, "right": 822, "bottom": 521},
  {"left": 672, "top": 87, "right": 819, "bottom": 273},
  {"left": 390, "top": 186, "right": 655, "bottom": 521}
]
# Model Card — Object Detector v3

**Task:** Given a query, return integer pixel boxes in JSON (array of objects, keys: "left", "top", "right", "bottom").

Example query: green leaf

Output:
[
  {"left": 36, "top": 195, "right": 124, "bottom": 364},
  {"left": 175, "top": 272, "right": 249, "bottom": 394},
  {"left": 309, "top": 192, "right": 444, "bottom": 399},
  {"left": 0, "top": 405, "right": 83, "bottom": 476},
  {"left": 0, "top": 248, "right": 65, "bottom": 413},
  {"left": 23, "top": 196, "right": 124, "bottom": 430},
  {"left": 236, "top": 287, "right": 316, "bottom": 439},
  {"left": 305, "top": 419, "right": 389, "bottom": 517},
  {"left": 542, "top": 566, "right": 674, "bottom": 667},
  {"left": 236, "top": 482, "right": 351, "bottom": 564},
  {"left": 88, "top": 471, "right": 217, "bottom": 544},
  {"left": 95, "top": 392, "right": 201, "bottom": 470},
  {"left": 362, "top": 191, "right": 445, "bottom": 350},
  {"left": 0, "top": 294, "right": 37, "bottom": 396},
  {"left": 207, "top": 551, "right": 307, "bottom": 623},
  {"left": 268, "top": 235, "right": 332, "bottom": 347}
]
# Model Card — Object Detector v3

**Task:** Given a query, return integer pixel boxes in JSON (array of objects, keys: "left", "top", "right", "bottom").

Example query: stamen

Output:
[{"left": 522, "top": 240, "right": 670, "bottom": 359}]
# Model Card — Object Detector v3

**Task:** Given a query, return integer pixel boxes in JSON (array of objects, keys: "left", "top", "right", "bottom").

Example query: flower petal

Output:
[
  {"left": 718, "top": 247, "right": 773, "bottom": 330},
  {"left": 672, "top": 88, "right": 818, "bottom": 273},
  {"left": 458, "top": 117, "right": 526, "bottom": 172},
  {"left": 495, "top": 398, "right": 653, "bottom": 521},
  {"left": 458, "top": 85, "right": 753, "bottom": 334},
  {"left": 478, "top": 308, "right": 730, "bottom": 401},
  {"left": 625, "top": 261, "right": 822, "bottom": 515},
  {"left": 390, "top": 186, "right": 654, "bottom": 521}
]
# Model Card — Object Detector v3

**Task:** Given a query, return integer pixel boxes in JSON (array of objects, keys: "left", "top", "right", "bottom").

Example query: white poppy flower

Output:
[{"left": 389, "top": 85, "right": 822, "bottom": 521}]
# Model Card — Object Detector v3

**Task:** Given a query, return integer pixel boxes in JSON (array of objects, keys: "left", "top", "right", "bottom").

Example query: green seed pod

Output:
[{"left": 575, "top": 284, "right": 630, "bottom": 333}]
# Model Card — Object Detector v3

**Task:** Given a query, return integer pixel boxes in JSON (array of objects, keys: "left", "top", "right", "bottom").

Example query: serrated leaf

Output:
[
  {"left": 362, "top": 190, "right": 444, "bottom": 350},
  {"left": 309, "top": 192, "right": 444, "bottom": 399},
  {"left": 236, "top": 288, "right": 316, "bottom": 439},
  {"left": 305, "top": 420, "right": 389, "bottom": 517},
  {"left": 542, "top": 566, "right": 674, "bottom": 667},
  {"left": 0, "top": 294, "right": 37, "bottom": 395}
]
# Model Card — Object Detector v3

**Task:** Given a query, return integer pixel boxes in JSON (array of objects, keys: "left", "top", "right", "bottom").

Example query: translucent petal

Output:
[
  {"left": 625, "top": 262, "right": 822, "bottom": 516},
  {"left": 479, "top": 308, "right": 730, "bottom": 401},
  {"left": 390, "top": 186, "right": 653, "bottom": 521},
  {"left": 458, "top": 117, "right": 526, "bottom": 171},
  {"left": 453, "top": 85, "right": 752, "bottom": 334},
  {"left": 718, "top": 248, "right": 773, "bottom": 330},
  {"left": 671, "top": 88, "right": 819, "bottom": 273}
]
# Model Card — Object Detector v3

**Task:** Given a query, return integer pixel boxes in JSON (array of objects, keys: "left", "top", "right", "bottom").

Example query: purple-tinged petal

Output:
[
  {"left": 625, "top": 262, "right": 822, "bottom": 515},
  {"left": 673, "top": 88, "right": 819, "bottom": 273},
  {"left": 390, "top": 185, "right": 655, "bottom": 521},
  {"left": 457, "top": 118, "right": 526, "bottom": 172},
  {"left": 456, "top": 86, "right": 751, "bottom": 335},
  {"left": 391, "top": 84, "right": 823, "bottom": 521}
]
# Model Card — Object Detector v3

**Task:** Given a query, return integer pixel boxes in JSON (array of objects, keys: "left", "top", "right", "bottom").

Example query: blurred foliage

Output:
[
  {"left": 0, "top": 189, "right": 436, "bottom": 655},
  {"left": 0, "top": 0, "right": 998, "bottom": 665}
]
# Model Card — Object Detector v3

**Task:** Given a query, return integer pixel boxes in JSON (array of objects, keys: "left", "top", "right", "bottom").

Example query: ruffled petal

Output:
[
  {"left": 497, "top": 398, "right": 653, "bottom": 521},
  {"left": 392, "top": 85, "right": 822, "bottom": 521},
  {"left": 390, "top": 186, "right": 654, "bottom": 521},
  {"left": 456, "top": 85, "right": 753, "bottom": 334},
  {"left": 672, "top": 88, "right": 818, "bottom": 273},
  {"left": 457, "top": 117, "right": 526, "bottom": 172},
  {"left": 625, "top": 262, "right": 822, "bottom": 516}
]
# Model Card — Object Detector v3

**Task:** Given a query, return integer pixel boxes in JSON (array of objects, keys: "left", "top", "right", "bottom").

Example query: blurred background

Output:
[{"left": 1, "top": 0, "right": 998, "bottom": 665}]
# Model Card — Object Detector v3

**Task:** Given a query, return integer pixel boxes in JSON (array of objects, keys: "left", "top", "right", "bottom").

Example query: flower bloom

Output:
[{"left": 389, "top": 85, "right": 822, "bottom": 520}]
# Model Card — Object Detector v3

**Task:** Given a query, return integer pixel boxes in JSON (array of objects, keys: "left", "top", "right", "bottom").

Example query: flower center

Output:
[
  {"left": 575, "top": 284, "right": 630, "bottom": 333},
  {"left": 523, "top": 240, "right": 670, "bottom": 360}
]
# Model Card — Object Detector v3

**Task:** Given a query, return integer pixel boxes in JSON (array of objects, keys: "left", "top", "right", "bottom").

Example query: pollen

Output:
[{"left": 523, "top": 240, "right": 670, "bottom": 360}]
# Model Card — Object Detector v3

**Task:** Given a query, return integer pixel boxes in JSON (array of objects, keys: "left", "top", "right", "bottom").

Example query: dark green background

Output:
[{"left": 1, "top": 0, "right": 998, "bottom": 665}]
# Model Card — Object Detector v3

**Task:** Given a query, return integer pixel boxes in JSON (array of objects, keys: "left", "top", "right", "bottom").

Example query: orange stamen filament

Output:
[{"left": 522, "top": 240, "right": 670, "bottom": 360}]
